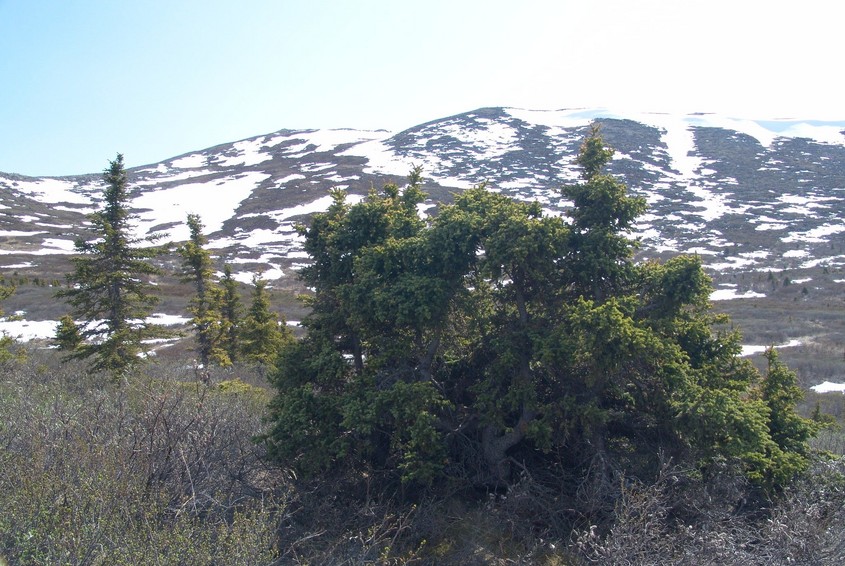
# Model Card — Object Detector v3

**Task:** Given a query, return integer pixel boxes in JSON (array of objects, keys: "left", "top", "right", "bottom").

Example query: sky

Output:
[{"left": 1, "top": 0, "right": 842, "bottom": 177}]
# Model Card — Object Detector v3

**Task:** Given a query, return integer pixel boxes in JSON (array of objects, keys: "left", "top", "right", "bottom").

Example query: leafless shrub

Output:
[
  {"left": 572, "top": 458, "right": 845, "bottom": 566},
  {"left": 0, "top": 348, "right": 283, "bottom": 564}
]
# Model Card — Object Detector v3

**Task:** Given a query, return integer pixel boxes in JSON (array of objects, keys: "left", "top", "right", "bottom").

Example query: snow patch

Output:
[
  {"left": 7, "top": 178, "right": 91, "bottom": 205},
  {"left": 277, "top": 174, "right": 306, "bottom": 185},
  {"left": 0, "top": 230, "right": 47, "bottom": 237},
  {"left": 132, "top": 172, "right": 269, "bottom": 240},
  {"left": 268, "top": 194, "right": 365, "bottom": 223},
  {"left": 783, "top": 250, "right": 809, "bottom": 258},
  {"left": 812, "top": 381, "right": 845, "bottom": 394},
  {"left": 741, "top": 339, "right": 802, "bottom": 357},
  {"left": 782, "top": 224, "right": 845, "bottom": 244},
  {"left": 171, "top": 154, "right": 207, "bottom": 168},
  {"left": 214, "top": 139, "right": 273, "bottom": 167},
  {"left": 133, "top": 169, "right": 217, "bottom": 186},
  {"left": 710, "top": 288, "right": 766, "bottom": 301},
  {"left": 1, "top": 262, "right": 34, "bottom": 269},
  {"left": 0, "top": 319, "right": 58, "bottom": 341}
]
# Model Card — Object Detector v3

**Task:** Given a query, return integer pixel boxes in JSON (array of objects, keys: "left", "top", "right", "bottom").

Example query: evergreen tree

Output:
[
  {"left": 759, "top": 348, "right": 819, "bottom": 485},
  {"left": 562, "top": 124, "right": 647, "bottom": 300},
  {"left": 56, "top": 154, "right": 168, "bottom": 375},
  {"left": 178, "top": 214, "right": 229, "bottom": 367},
  {"left": 219, "top": 264, "right": 242, "bottom": 362},
  {"left": 0, "top": 282, "right": 16, "bottom": 361},
  {"left": 265, "top": 131, "right": 817, "bottom": 496},
  {"left": 239, "top": 274, "right": 293, "bottom": 368},
  {"left": 53, "top": 314, "right": 83, "bottom": 352}
]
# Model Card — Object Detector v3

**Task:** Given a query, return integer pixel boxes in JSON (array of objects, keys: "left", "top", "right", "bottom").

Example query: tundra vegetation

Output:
[{"left": 2, "top": 129, "right": 845, "bottom": 564}]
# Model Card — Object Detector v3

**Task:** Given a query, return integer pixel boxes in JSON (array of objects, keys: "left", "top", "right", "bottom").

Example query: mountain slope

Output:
[
  {"left": 4, "top": 108, "right": 845, "bottom": 279},
  {"left": 3, "top": 107, "right": 845, "bottom": 367}
]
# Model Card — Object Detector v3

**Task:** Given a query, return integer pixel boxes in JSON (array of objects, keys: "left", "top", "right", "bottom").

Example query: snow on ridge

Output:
[
  {"left": 504, "top": 107, "right": 595, "bottom": 129},
  {"left": 339, "top": 139, "right": 424, "bottom": 177},
  {"left": 341, "top": 107, "right": 844, "bottom": 187},
  {"left": 436, "top": 118, "right": 520, "bottom": 159},
  {"left": 267, "top": 194, "right": 366, "bottom": 223},
  {"left": 0, "top": 319, "right": 59, "bottom": 341},
  {"left": 754, "top": 120, "right": 845, "bottom": 146},
  {"left": 42, "top": 238, "right": 76, "bottom": 252},
  {"left": 1, "top": 261, "right": 34, "bottom": 269},
  {"left": 683, "top": 185, "right": 742, "bottom": 222},
  {"left": 0, "top": 238, "right": 77, "bottom": 256},
  {"left": 708, "top": 256, "right": 766, "bottom": 271},
  {"left": 507, "top": 107, "right": 845, "bottom": 151},
  {"left": 170, "top": 154, "right": 207, "bottom": 169},
  {"left": 136, "top": 163, "right": 169, "bottom": 174},
  {"left": 214, "top": 139, "right": 273, "bottom": 167},
  {"left": 133, "top": 169, "right": 217, "bottom": 186},
  {"left": 277, "top": 174, "right": 306, "bottom": 185},
  {"left": 265, "top": 129, "right": 388, "bottom": 154},
  {"left": 132, "top": 171, "right": 270, "bottom": 241},
  {"left": 3, "top": 177, "right": 92, "bottom": 205},
  {"left": 506, "top": 108, "right": 714, "bottom": 169}
]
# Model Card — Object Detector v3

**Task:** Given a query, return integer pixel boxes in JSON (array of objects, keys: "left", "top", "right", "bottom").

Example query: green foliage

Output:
[
  {"left": 219, "top": 264, "right": 243, "bottom": 362},
  {"left": 179, "top": 213, "right": 231, "bottom": 367},
  {"left": 52, "top": 314, "right": 82, "bottom": 352},
  {"left": 758, "top": 348, "right": 820, "bottom": 485},
  {"left": 562, "top": 126, "right": 647, "bottom": 300},
  {"left": 265, "top": 133, "right": 817, "bottom": 496},
  {"left": 56, "top": 154, "right": 169, "bottom": 376},
  {"left": 239, "top": 274, "right": 294, "bottom": 367},
  {"left": 0, "top": 282, "right": 17, "bottom": 362}
]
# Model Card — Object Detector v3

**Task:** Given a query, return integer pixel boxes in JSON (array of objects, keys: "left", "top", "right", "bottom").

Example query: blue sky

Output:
[{"left": 1, "top": 0, "right": 841, "bottom": 177}]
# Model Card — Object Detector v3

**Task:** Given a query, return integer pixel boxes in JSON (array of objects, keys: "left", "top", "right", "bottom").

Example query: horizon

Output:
[{"left": 1, "top": 0, "right": 842, "bottom": 177}]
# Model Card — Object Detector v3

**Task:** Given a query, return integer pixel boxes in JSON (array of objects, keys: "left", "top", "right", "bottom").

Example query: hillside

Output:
[{"left": 2, "top": 107, "right": 845, "bottom": 388}]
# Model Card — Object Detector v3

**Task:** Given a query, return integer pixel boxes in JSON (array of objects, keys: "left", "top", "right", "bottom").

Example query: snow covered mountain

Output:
[
  {"left": 2, "top": 107, "right": 845, "bottom": 347},
  {"left": 4, "top": 107, "right": 845, "bottom": 281}
]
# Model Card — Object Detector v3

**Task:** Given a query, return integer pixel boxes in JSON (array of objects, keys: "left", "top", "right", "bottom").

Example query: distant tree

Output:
[
  {"left": 56, "top": 154, "right": 169, "bottom": 376},
  {"left": 239, "top": 274, "right": 293, "bottom": 368},
  {"left": 219, "top": 264, "right": 242, "bottom": 362},
  {"left": 0, "top": 282, "right": 17, "bottom": 361},
  {"left": 178, "top": 214, "right": 230, "bottom": 368},
  {"left": 53, "top": 314, "right": 83, "bottom": 352},
  {"left": 810, "top": 401, "right": 837, "bottom": 428},
  {"left": 561, "top": 123, "right": 647, "bottom": 300}
]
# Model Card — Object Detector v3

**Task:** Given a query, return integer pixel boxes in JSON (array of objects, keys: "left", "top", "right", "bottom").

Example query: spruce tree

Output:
[
  {"left": 562, "top": 124, "right": 647, "bottom": 300},
  {"left": 219, "top": 264, "right": 242, "bottom": 363},
  {"left": 57, "top": 154, "right": 168, "bottom": 376},
  {"left": 265, "top": 133, "right": 817, "bottom": 493},
  {"left": 53, "top": 314, "right": 83, "bottom": 352},
  {"left": 759, "top": 348, "right": 819, "bottom": 484},
  {"left": 0, "top": 282, "right": 16, "bottom": 361},
  {"left": 179, "top": 214, "right": 229, "bottom": 368},
  {"left": 239, "top": 274, "right": 293, "bottom": 368}
]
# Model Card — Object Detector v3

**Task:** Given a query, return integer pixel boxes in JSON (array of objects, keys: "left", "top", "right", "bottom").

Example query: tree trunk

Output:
[{"left": 480, "top": 406, "right": 536, "bottom": 487}]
